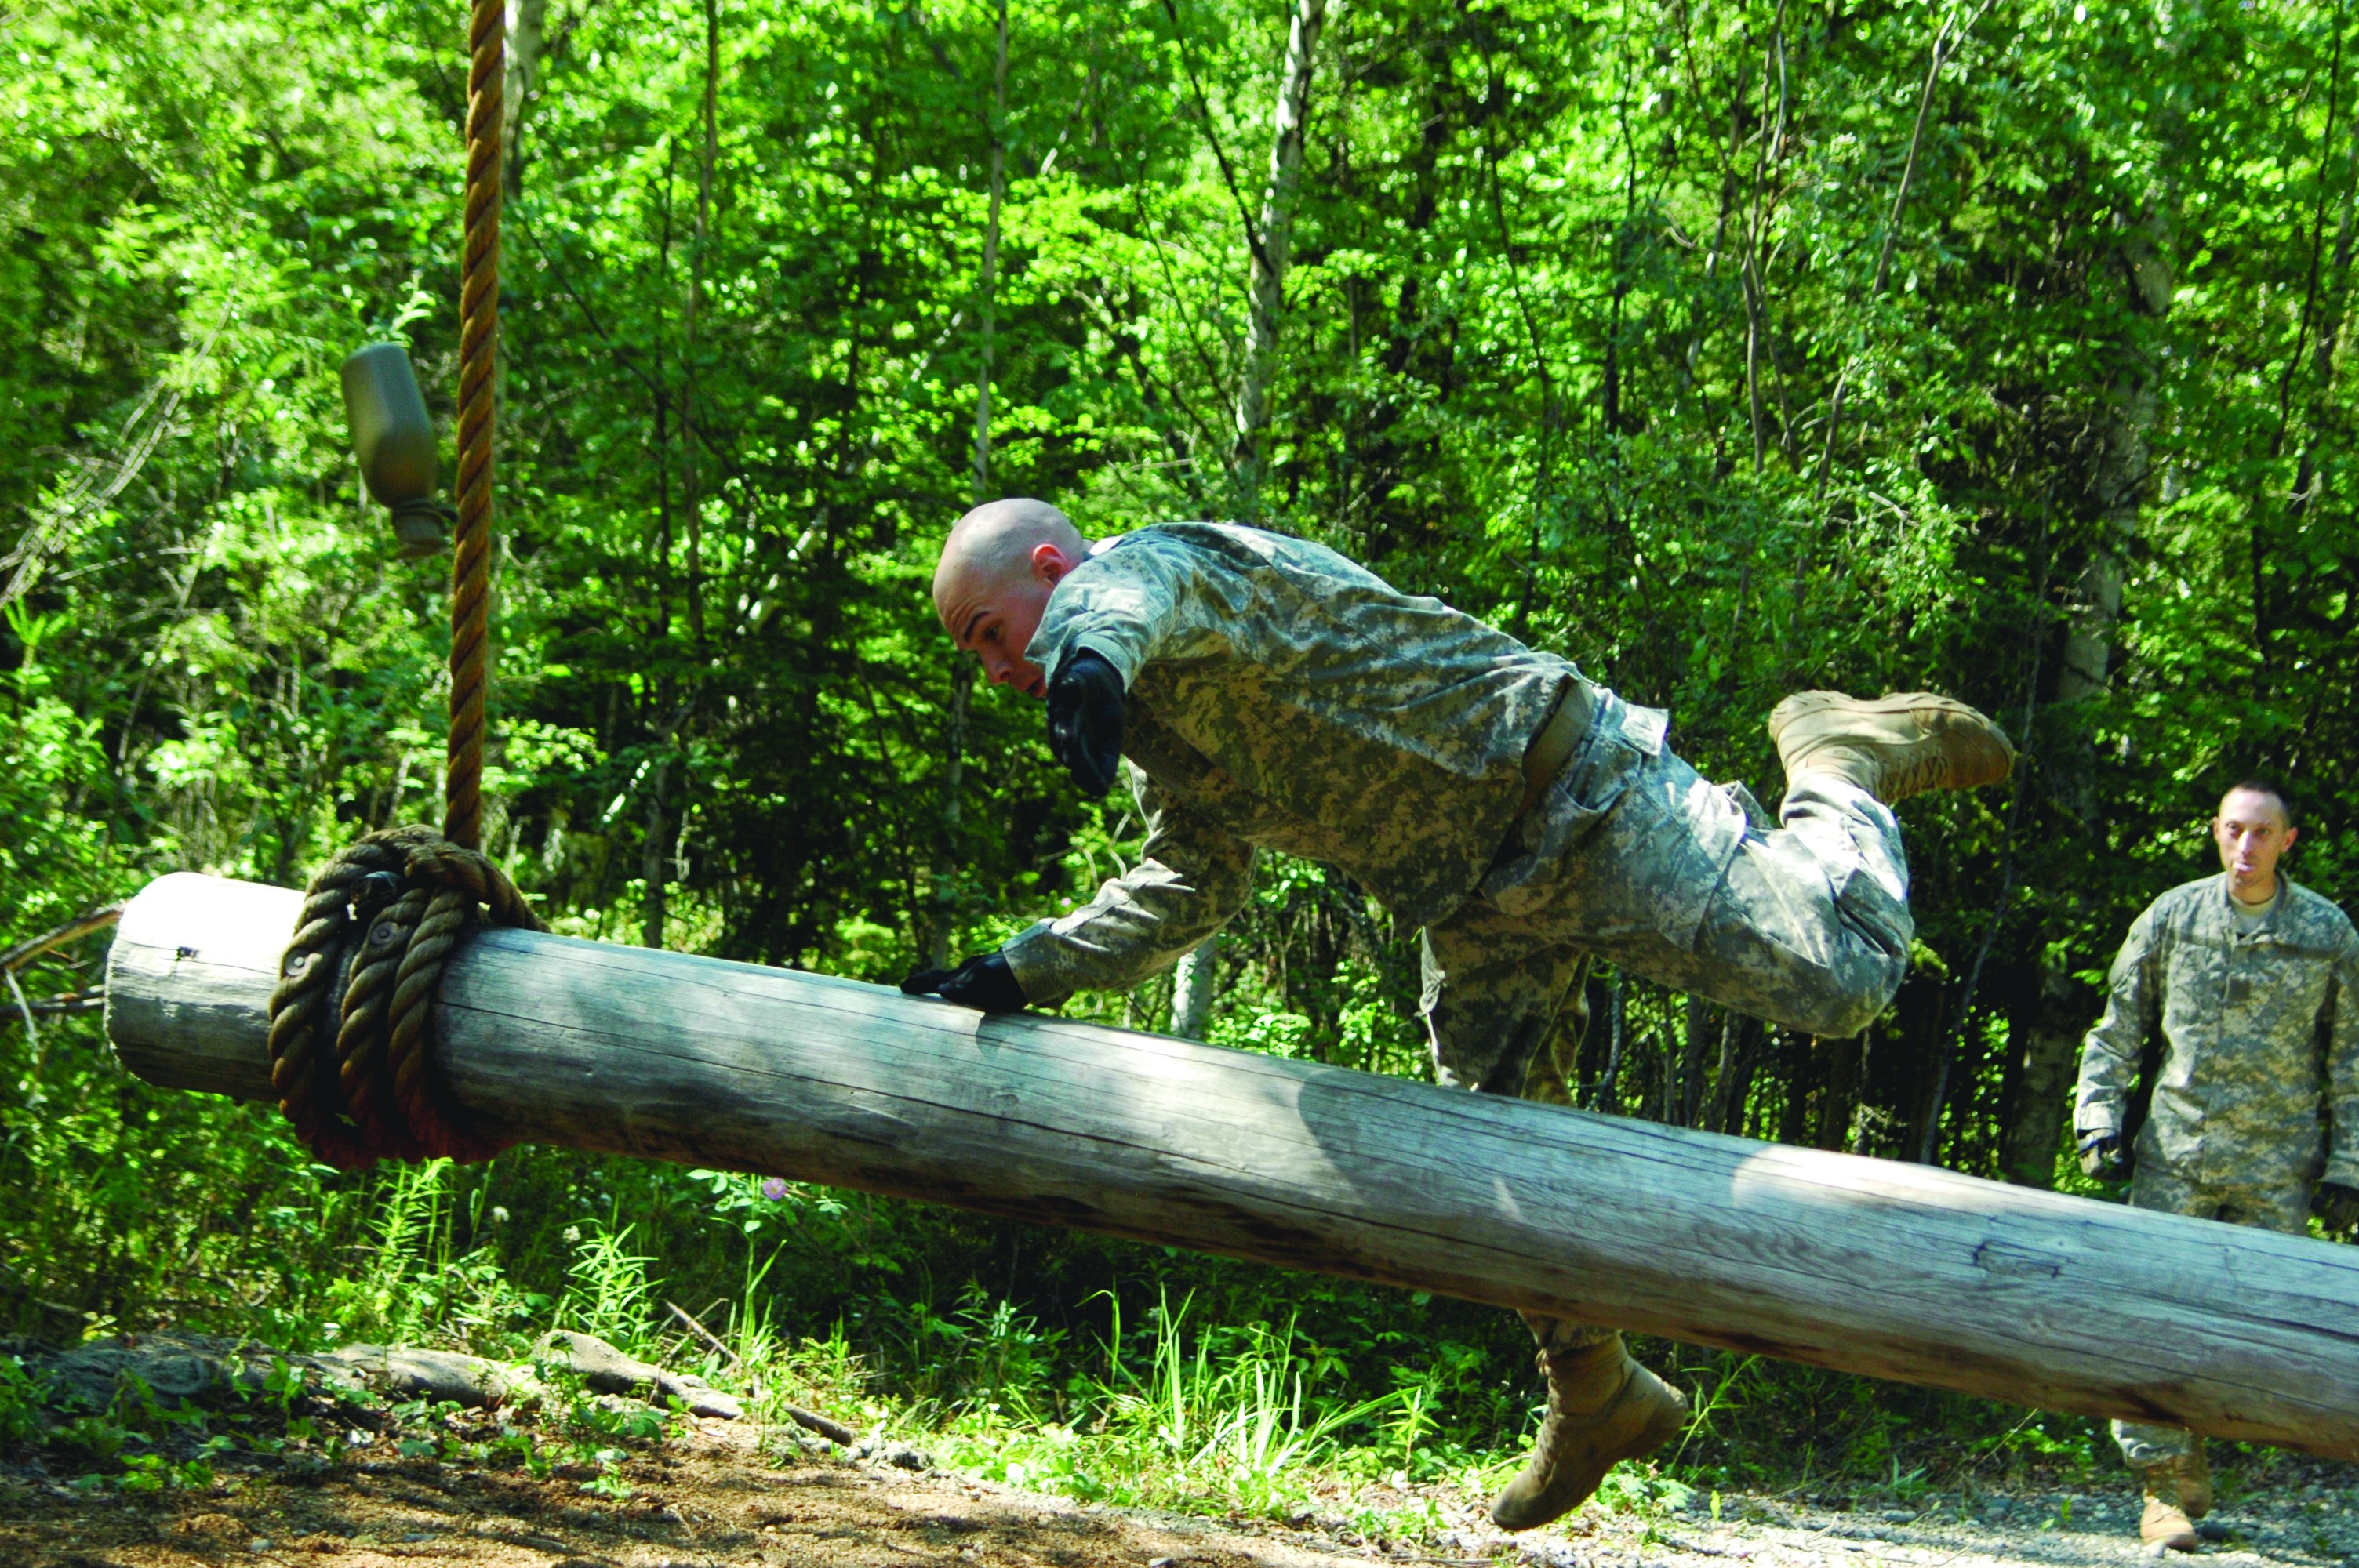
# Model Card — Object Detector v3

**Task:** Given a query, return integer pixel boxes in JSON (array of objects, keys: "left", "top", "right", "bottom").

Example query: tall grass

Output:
[{"left": 924, "top": 1290, "right": 1422, "bottom": 1515}]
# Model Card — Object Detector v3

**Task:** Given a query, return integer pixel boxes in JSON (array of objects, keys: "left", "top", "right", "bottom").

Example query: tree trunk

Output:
[
  {"left": 1230, "top": 0, "right": 1328, "bottom": 509},
  {"left": 972, "top": 0, "right": 1009, "bottom": 499},
  {"left": 2009, "top": 132, "right": 2182, "bottom": 1181},
  {"left": 107, "top": 871, "right": 2359, "bottom": 1461},
  {"left": 503, "top": 0, "right": 551, "bottom": 199},
  {"left": 1810, "top": 1031, "right": 1863, "bottom": 1152},
  {"left": 934, "top": 0, "right": 1008, "bottom": 973},
  {"left": 680, "top": 0, "right": 720, "bottom": 648},
  {"left": 1170, "top": 933, "right": 1219, "bottom": 1040},
  {"left": 1170, "top": 0, "right": 1326, "bottom": 1028},
  {"left": 930, "top": 662, "right": 971, "bottom": 971},
  {"left": 642, "top": 753, "right": 672, "bottom": 950},
  {"left": 2001, "top": 964, "right": 2087, "bottom": 1188}
]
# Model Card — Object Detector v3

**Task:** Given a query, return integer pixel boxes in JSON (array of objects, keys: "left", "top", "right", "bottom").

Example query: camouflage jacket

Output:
[
  {"left": 1000, "top": 523, "right": 1577, "bottom": 1007},
  {"left": 2074, "top": 872, "right": 2359, "bottom": 1192}
]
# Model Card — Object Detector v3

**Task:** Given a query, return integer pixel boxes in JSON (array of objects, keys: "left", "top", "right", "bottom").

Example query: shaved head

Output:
[{"left": 933, "top": 498, "right": 1090, "bottom": 699}]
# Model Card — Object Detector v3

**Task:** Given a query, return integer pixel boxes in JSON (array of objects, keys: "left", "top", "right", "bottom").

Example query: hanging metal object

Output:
[{"left": 340, "top": 343, "right": 453, "bottom": 559}]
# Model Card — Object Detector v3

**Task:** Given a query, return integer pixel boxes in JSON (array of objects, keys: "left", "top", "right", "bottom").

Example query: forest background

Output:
[{"left": 6, "top": 0, "right": 2357, "bottom": 1508}]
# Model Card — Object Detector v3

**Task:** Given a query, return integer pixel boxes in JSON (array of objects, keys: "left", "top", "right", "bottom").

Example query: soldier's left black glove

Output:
[
  {"left": 1046, "top": 649, "right": 1125, "bottom": 797},
  {"left": 2315, "top": 1181, "right": 2359, "bottom": 1234},
  {"left": 900, "top": 950, "right": 1029, "bottom": 1014}
]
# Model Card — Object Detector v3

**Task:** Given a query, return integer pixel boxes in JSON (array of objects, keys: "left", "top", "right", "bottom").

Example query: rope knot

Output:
[{"left": 266, "top": 826, "right": 547, "bottom": 1171}]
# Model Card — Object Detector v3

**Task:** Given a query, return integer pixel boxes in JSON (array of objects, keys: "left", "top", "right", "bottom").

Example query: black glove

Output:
[
  {"left": 1046, "top": 649, "right": 1125, "bottom": 797},
  {"left": 900, "top": 950, "right": 1029, "bottom": 1014},
  {"left": 2315, "top": 1181, "right": 2359, "bottom": 1233},
  {"left": 2077, "top": 1128, "right": 2128, "bottom": 1181}
]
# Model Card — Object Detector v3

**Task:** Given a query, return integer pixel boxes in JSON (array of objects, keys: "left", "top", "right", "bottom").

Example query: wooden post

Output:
[{"left": 106, "top": 873, "right": 2359, "bottom": 1460}]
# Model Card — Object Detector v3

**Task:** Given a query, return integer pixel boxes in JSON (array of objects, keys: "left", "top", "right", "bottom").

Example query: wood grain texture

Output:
[{"left": 107, "top": 873, "right": 2359, "bottom": 1457}]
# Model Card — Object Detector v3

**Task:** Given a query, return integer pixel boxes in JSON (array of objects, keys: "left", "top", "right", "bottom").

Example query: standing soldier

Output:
[
  {"left": 908, "top": 499, "right": 2016, "bottom": 1529},
  {"left": 2074, "top": 780, "right": 2359, "bottom": 1552}
]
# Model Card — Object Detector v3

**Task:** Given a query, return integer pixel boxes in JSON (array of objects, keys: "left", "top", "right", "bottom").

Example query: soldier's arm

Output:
[
  {"left": 1028, "top": 535, "right": 1229, "bottom": 688},
  {"left": 999, "top": 773, "right": 1255, "bottom": 1010},
  {"left": 2074, "top": 902, "right": 2166, "bottom": 1142},
  {"left": 2326, "top": 930, "right": 2359, "bottom": 1190}
]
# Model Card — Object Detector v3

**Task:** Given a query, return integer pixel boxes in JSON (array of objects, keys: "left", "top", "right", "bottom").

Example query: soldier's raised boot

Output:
[
  {"left": 1769, "top": 691, "right": 2016, "bottom": 804},
  {"left": 1488, "top": 1334, "right": 1690, "bottom": 1531},
  {"left": 2136, "top": 1454, "right": 2206, "bottom": 1552}
]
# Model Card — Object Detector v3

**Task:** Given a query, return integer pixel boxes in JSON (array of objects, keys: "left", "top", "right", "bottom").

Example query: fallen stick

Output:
[
  {"left": 104, "top": 873, "right": 2359, "bottom": 1459},
  {"left": 665, "top": 1299, "right": 860, "bottom": 1446}
]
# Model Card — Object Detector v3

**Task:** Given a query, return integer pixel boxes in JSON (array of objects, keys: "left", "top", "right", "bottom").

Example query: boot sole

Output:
[
  {"left": 1488, "top": 1376, "right": 1690, "bottom": 1532},
  {"left": 1768, "top": 691, "right": 2016, "bottom": 792}
]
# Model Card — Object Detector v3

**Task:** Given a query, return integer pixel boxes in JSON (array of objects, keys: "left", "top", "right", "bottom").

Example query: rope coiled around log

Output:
[{"left": 266, "top": 827, "right": 546, "bottom": 1171}]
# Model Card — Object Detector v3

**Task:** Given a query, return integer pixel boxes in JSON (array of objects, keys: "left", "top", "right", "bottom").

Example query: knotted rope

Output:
[
  {"left": 267, "top": 829, "right": 547, "bottom": 1171},
  {"left": 268, "top": 0, "right": 514, "bottom": 1171}
]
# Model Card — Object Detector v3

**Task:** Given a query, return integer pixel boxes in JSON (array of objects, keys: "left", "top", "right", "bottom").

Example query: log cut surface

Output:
[{"left": 107, "top": 873, "right": 2359, "bottom": 1459}]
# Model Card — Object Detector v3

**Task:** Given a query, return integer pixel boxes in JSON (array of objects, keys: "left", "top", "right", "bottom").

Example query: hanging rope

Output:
[
  {"left": 267, "top": 0, "right": 518, "bottom": 1171},
  {"left": 448, "top": 0, "right": 505, "bottom": 854}
]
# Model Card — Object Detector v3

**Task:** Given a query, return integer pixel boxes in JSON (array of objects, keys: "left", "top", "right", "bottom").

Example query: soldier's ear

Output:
[{"left": 1030, "top": 540, "right": 1074, "bottom": 584}]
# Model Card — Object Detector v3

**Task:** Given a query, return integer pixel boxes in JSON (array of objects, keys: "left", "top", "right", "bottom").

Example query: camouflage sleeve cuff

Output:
[
  {"left": 2070, "top": 1080, "right": 2125, "bottom": 1138},
  {"left": 1000, "top": 924, "right": 1074, "bottom": 1011}
]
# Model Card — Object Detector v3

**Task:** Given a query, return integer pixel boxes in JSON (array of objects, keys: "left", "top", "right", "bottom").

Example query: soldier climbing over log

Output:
[{"left": 903, "top": 496, "right": 2017, "bottom": 1530}]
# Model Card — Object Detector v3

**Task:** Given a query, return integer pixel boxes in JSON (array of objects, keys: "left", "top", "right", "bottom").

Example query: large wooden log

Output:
[{"left": 107, "top": 873, "right": 2359, "bottom": 1458}]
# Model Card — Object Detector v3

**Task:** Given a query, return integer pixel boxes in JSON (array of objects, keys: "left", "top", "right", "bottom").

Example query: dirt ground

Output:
[{"left": 5, "top": 1411, "right": 2356, "bottom": 1568}]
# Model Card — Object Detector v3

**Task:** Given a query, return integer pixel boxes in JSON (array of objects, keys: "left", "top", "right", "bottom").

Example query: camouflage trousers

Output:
[
  {"left": 2111, "top": 1163, "right": 2311, "bottom": 1468},
  {"left": 1420, "top": 684, "right": 1916, "bottom": 1352},
  {"left": 1420, "top": 686, "right": 1914, "bottom": 1098}
]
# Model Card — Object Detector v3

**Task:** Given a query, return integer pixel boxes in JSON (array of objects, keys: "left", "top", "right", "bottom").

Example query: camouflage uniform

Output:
[
  {"left": 1001, "top": 521, "right": 1917, "bottom": 1065},
  {"left": 2074, "top": 871, "right": 2359, "bottom": 1464}
]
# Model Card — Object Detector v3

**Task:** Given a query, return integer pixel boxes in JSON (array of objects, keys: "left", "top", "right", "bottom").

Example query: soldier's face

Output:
[
  {"left": 937, "top": 545, "right": 1075, "bottom": 699},
  {"left": 2213, "top": 789, "right": 2295, "bottom": 893}
]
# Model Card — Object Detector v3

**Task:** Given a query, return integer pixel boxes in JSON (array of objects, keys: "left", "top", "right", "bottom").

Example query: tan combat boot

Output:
[
  {"left": 2137, "top": 1456, "right": 2203, "bottom": 1552},
  {"left": 1488, "top": 1335, "right": 1690, "bottom": 1532},
  {"left": 1768, "top": 691, "right": 2016, "bottom": 804}
]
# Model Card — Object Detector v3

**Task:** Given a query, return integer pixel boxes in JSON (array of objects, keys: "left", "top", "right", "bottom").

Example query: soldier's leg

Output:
[
  {"left": 1487, "top": 682, "right": 2006, "bottom": 1038},
  {"left": 2113, "top": 1165, "right": 2215, "bottom": 1544},
  {"left": 1647, "top": 771, "right": 1914, "bottom": 1038},
  {"left": 1418, "top": 904, "right": 1593, "bottom": 1095},
  {"left": 1420, "top": 906, "right": 1608, "bottom": 1353},
  {"left": 1492, "top": 716, "right": 1912, "bottom": 1038},
  {"left": 2211, "top": 1180, "right": 2312, "bottom": 1236},
  {"left": 1418, "top": 913, "right": 1687, "bottom": 1530}
]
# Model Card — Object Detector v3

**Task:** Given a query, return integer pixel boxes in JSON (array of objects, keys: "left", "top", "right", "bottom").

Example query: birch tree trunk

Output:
[
  {"left": 641, "top": 753, "right": 673, "bottom": 949},
  {"left": 1229, "top": 0, "right": 1328, "bottom": 507},
  {"left": 2003, "top": 95, "right": 2184, "bottom": 1186},
  {"left": 1175, "top": 0, "right": 1329, "bottom": 1040},
  {"left": 933, "top": 0, "right": 1009, "bottom": 971},
  {"left": 503, "top": 0, "right": 551, "bottom": 199},
  {"left": 972, "top": 0, "right": 1009, "bottom": 501},
  {"left": 1170, "top": 935, "right": 1219, "bottom": 1039},
  {"left": 680, "top": 0, "right": 720, "bottom": 648}
]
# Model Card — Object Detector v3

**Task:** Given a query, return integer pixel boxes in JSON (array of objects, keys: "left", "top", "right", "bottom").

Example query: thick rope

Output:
[
  {"left": 267, "top": 828, "right": 547, "bottom": 1171},
  {"left": 449, "top": 0, "right": 504, "bottom": 853}
]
